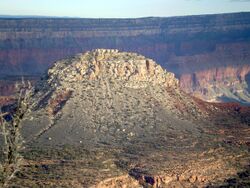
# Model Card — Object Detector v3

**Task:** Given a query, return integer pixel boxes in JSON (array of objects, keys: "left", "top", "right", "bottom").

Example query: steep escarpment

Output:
[
  {"left": 0, "top": 12, "right": 250, "bottom": 103},
  {"left": 180, "top": 64, "right": 250, "bottom": 103},
  {"left": 6, "top": 50, "right": 248, "bottom": 187}
]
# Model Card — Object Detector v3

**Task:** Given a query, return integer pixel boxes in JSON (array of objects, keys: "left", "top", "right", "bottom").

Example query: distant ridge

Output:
[
  {"left": 0, "top": 15, "right": 79, "bottom": 19},
  {"left": 0, "top": 11, "right": 249, "bottom": 19}
]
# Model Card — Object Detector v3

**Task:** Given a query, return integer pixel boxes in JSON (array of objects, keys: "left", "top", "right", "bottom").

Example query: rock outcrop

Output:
[
  {"left": 46, "top": 49, "right": 178, "bottom": 89},
  {"left": 0, "top": 12, "right": 250, "bottom": 103}
]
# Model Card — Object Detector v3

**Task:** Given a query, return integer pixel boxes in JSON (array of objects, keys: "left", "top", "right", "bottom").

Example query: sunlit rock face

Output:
[
  {"left": 0, "top": 12, "right": 250, "bottom": 103},
  {"left": 180, "top": 64, "right": 250, "bottom": 104}
]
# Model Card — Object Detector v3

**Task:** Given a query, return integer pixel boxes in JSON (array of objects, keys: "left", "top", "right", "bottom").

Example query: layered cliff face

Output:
[
  {"left": 172, "top": 41, "right": 250, "bottom": 104},
  {"left": 180, "top": 65, "right": 250, "bottom": 103},
  {"left": 0, "top": 12, "right": 250, "bottom": 103}
]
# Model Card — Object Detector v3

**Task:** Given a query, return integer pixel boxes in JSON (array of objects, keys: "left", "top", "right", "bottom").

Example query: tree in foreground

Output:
[{"left": 0, "top": 80, "right": 32, "bottom": 187}]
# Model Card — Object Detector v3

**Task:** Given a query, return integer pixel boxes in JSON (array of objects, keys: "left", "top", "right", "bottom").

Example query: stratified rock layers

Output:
[{"left": 0, "top": 12, "right": 250, "bottom": 103}]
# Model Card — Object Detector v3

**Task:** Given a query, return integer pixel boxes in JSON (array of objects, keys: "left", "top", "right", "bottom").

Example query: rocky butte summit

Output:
[{"left": 8, "top": 49, "right": 250, "bottom": 187}]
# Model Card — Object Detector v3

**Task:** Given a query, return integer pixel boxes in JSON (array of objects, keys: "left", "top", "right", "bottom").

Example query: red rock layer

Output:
[{"left": 180, "top": 65, "right": 250, "bottom": 102}]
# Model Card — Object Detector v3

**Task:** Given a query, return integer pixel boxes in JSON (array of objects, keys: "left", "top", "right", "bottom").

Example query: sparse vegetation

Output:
[
  {"left": 0, "top": 80, "right": 32, "bottom": 187},
  {"left": 0, "top": 50, "right": 249, "bottom": 187}
]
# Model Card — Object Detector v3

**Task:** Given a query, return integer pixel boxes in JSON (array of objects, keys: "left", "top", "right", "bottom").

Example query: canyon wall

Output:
[{"left": 0, "top": 13, "right": 250, "bottom": 103}]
